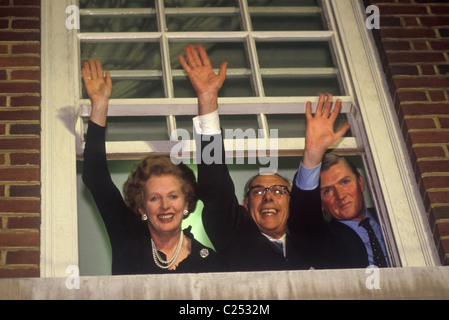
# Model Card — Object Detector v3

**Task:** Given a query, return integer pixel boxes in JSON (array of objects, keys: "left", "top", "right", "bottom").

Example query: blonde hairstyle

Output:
[{"left": 123, "top": 155, "right": 198, "bottom": 218}]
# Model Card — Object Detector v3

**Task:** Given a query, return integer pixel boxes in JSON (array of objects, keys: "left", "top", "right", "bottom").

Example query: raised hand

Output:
[
  {"left": 82, "top": 59, "right": 112, "bottom": 126},
  {"left": 178, "top": 44, "right": 227, "bottom": 115},
  {"left": 302, "top": 94, "right": 351, "bottom": 168}
]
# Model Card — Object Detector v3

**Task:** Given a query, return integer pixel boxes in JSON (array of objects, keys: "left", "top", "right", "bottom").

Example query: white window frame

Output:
[{"left": 41, "top": 0, "right": 439, "bottom": 278}]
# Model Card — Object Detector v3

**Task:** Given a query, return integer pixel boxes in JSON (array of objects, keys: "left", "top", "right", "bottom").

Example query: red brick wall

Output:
[
  {"left": 0, "top": 0, "right": 41, "bottom": 277},
  {"left": 365, "top": 0, "right": 449, "bottom": 265}
]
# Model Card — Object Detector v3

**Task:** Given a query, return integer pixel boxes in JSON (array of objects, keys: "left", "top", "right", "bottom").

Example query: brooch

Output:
[{"left": 199, "top": 248, "right": 209, "bottom": 258}]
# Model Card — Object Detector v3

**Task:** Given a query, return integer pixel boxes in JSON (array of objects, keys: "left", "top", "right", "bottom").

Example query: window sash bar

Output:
[{"left": 78, "top": 98, "right": 354, "bottom": 117}]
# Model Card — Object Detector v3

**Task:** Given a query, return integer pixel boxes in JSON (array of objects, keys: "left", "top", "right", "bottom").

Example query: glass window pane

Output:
[
  {"left": 166, "top": 15, "right": 242, "bottom": 32},
  {"left": 174, "top": 76, "right": 254, "bottom": 98},
  {"left": 247, "top": 0, "right": 318, "bottom": 6},
  {"left": 262, "top": 75, "right": 343, "bottom": 96},
  {"left": 80, "top": 16, "right": 158, "bottom": 33},
  {"left": 86, "top": 116, "right": 169, "bottom": 141},
  {"left": 82, "top": 79, "right": 165, "bottom": 99},
  {"left": 164, "top": 0, "right": 237, "bottom": 8},
  {"left": 256, "top": 41, "right": 335, "bottom": 69},
  {"left": 220, "top": 115, "right": 259, "bottom": 132},
  {"left": 266, "top": 113, "right": 352, "bottom": 138},
  {"left": 80, "top": 0, "right": 155, "bottom": 9},
  {"left": 251, "top": 14, "right": 325, "bottom": 31},
  {"left": 81, "top": 42, "right": 161, "bottom": 70},
  {"left": 170, "top": 42, "right": 249, "bottom": 69}
]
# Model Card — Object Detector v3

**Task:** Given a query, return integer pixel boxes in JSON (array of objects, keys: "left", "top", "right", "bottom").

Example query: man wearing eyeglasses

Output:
[{"left": 178, "top": 44, "right": 338, "bottom": 271}]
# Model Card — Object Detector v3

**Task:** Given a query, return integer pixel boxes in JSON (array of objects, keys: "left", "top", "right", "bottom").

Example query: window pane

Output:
[
  {"left": 87, "top": 116, "right": 169, "bottom": 141},
  {"left": 262, "top": 75, "right": 343, "bottom": 96},
  {"left": 220, "top": 115, "right": 259, "bottom": 132},
  {"left": 171, "top": 42, "right": 254, "bottom": 97},
  {"left": 170, "top": 42, "right": 249, "bottom": 69},
  {"left": 247, "top": 0, "right": 318, "bottom": 6},
  {"left": 256, "top": 42, "right": 335, "bottom": 69},
  {"left": 174, "top": 76, "right": 254, "bottom": 98},
  {"left": 81, "top": 42, "right": 161, "bottom": 70},
  {"left": 79, "top": 0, "right": 155, "bottom": 9},
  {"left": 80, "top": 16, "right": 158, "bottom": 33},
  {"left": 164, "top": 0, "right": 237, "bottom": 7},
  {"left": 166, "top": 15, "right": 242, "bottom": 32},
  {"left": 266, "top": 113, "right": 351, "bottom": 138},
  {"left": 251, "top": 14, "right": 325, "bottom": 31}
]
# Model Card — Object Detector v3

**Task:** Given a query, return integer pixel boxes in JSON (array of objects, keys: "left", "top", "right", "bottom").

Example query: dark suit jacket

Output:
[
  {"left": 197, "top": 133, "right": 310, "bottom": 272},
  {"left": 288, "top": 173, "right": 370, "bottom": 269}
]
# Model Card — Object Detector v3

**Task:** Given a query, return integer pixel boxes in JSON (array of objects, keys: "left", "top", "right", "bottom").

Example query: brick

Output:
[
  {"left": 397, "top": 91, "right": 427, "bottom": 101},
  {"left": 7, "top": 216, "right": 40, "bottom": 229},
  {"left": 376, "top": 5, "right": 428, "bottom": 15},
  {"left": 0, "top": 69, "right": 7, "bottom": 80},
  {"left": 6, "top": 250, "right": 39, "bottom": 265},
  {"left": 0, "top": 267, "right": 39, "bottom": 278},
  {"left": 0, "top": 231, "right": 39, "bottom": 246},
  {"left": 9, "top": 153, "right": 39, "bottom": 165},
  {"left": 429, "top": 90, "right": 447, "bottom": 101},
  {"left": 0, "top": 199, "right": 40, "bottom": 213},
  {"left": 418, "top": 160, "right": 449, "bottom": 173},
  {"left": 0, "top": 31, "right": 39, "bottom": 41},
  {"left": 390, "top": 65, "right": 419, "bottom": 76},
  {"left": 420, "top": 16, "right": 449, "bottom": 27},
  {"left": 401, "top": 103, "right": 449, "bottom": 116},
  {"left": 0, "top": 138, "right": 40, "bottom": 150},
  {"left": 423, "top": 176, "right": 449, "bottom": 190},
  {"left": 394, "top": 77, "right": 449, "bottom": 89},
  {"left": 13, "top": 0, "right": 40, "bottom": 5},
  {"left": 0, "top": 82, "right": 40, "bottom": 94},
  {"left": 380, "top": 28, "right": 436, "bottom": 39},
  {"left": 427, "top": 191, "right": 449, "bottom": 204},
  {"left": 436, "top": 222, "right": 449, "bottom": 238},
  {"left": 9, "top": 185, "right": 40, "bottom": 198},
  {"left": 404, "top": 118, "right": 436, "bottom": 129},
  {"left": 437, "top": 65, "right": 449, "bottom": 75},
  {"left": 430, "top": 40, "right": 449, "bottom": 51},
  {"left": 0, "top": 56, "right": 39, "bottom": 67},
  {"left": 439, "top": 28, "right": 449, "bottom": 37},
  {"left": 11, "top": 19, "right": 40, "bottom": 30},
  {"left": 10, "top": 69, "right": 40, "bottom": 81},
  {"left": 11, "top": 43, "right": 39, "bottom": 54},
  {"left": 9, "top": 124, "right": 40, "bottom": 135},
  {"left": 0, "top": 168, "right": 40, "bottom": 181},
  {"left": 387, "top": 52, "right": 446, "bottom": 63},
  {"left": 431, "top": 206, "right": 449, "bottom": 220},
  {"left": 0, "top": 110, "right": 40, "bottom": 121},
  {"left": 10, "top": 95, "right": 39, "bottom": 107},
  {"left": 5, "top": 250, "right": 39, "bottom": 265},
  {"left": 382, "top": 40, "right": 411, "bottom": 50},
  {"left": 421, "top": 65, "right": 436, "bottom": 76},
  {"left": 0, "top": 8, "right": 40, "bottom": 18},
  {"left": 410, "top": 131, "right": 449, "bottom": 144},
  {"left": 439, "top": 118, "right": 449, "bottom": 128},
  {"left": 413, "top": 146, "right": 446, "bottom": 158},
  {"left": 430, "top": 6, "right": 449, "bottom": 15}
]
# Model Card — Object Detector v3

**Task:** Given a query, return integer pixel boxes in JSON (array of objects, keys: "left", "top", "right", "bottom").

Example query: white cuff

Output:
[{"left": 192, "top": 110, "right": 221, "bottom": 135}]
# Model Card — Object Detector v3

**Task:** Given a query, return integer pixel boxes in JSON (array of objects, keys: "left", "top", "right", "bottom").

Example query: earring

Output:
[
  {"left": 141, "top": 214, "right": 148, "bottom": 221},
  {"left": 183, "top": 209, "right": 189, "bottom": 216}
]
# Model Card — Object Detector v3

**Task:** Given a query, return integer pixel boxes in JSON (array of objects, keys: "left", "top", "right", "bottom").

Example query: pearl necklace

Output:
[{"left": 151, "top": 232, "right": 184, "bottom": 269}]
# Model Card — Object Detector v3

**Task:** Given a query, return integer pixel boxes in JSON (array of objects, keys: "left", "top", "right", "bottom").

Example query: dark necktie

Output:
[
  {"left": 359, "top": 218, "right": 387, "bottom": 268},
  {"left": 271, "top": 239, "right": 284, "bottom": 256}
]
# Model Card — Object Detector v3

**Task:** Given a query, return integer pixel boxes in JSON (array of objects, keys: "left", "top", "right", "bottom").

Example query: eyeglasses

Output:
[{"left": 246, "top": 185, "right": 290, "bottom": 198}]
